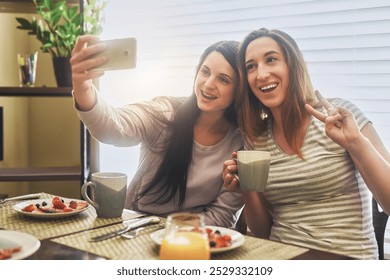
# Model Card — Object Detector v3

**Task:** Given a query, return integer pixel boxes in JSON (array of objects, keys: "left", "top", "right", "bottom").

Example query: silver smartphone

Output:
[{"left": 90, "top": 38, "right": 137, "bottom": 71}]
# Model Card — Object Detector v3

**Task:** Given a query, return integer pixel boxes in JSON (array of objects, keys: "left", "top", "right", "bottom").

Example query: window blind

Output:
[{"left": 99, "top": 0, "right": 390, "bottom": 175}]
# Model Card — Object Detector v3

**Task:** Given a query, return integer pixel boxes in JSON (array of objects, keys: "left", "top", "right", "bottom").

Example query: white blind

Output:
[{"left": 99, "top": 0, "right": 390, "bottom": 174}]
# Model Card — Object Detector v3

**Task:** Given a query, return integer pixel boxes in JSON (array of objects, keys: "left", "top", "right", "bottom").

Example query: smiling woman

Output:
[
  {"left": 221, "top": 27, "right": 390, "bottom": 260},
  {"left": 71, "top": 34, "right": 244, "bottom": 227}
]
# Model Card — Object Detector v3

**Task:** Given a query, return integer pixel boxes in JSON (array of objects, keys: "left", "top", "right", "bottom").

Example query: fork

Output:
[{"left": 121, "top": 227, "right": 146, "bottom": 239}]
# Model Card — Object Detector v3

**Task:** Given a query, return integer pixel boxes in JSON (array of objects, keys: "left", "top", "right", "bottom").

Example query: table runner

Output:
[
  {"left": 52, "top": 222, "right": 308, "bottom": 260},
  {"left": 0, "top": 193, "right": 145, "bottom": 240}
]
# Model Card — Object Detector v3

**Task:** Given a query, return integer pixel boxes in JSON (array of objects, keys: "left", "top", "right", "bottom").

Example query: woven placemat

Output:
[
  {"left": 52, "top": 219, "right": 165, "bottom": 260},
  {"left": 0, "top": 193, "right": 146, "bottom": 240},
  {"left": 52, "top": 223, "right": 308, "bottom": 260},
  {"left": 213, "top": 235, "right": 308, "bottom": 260}
]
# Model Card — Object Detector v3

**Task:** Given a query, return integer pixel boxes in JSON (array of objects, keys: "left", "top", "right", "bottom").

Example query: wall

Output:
[
  {"left": 0, "top": 12, "right": 30, "bottom": 196},
  {"left": 0, "top": 12, "right": 81, "bottom": 199},
  {"left": 28, "top": 96, "right": 81, "bottom": 198}
]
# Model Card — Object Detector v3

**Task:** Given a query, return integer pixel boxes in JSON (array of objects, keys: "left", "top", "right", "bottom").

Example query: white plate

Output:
[
  {"left": 150, "top": 226, "right": 245, "bottom": 254},
  {"left": 0, "top": 230, "right": 40, "bottom": 260},
  {"left": 13, "top": 198, "right": 89, "bottom": 219}
]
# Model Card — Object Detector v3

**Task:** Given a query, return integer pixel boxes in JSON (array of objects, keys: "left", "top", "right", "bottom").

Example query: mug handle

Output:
[{"left": 81, "top": 181, "right": 99, "bottom": 210}]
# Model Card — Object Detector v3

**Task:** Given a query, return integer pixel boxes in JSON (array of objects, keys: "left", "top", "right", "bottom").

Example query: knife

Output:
[{"left": 89, "top": 216, "right": 160, "bottom": 242}]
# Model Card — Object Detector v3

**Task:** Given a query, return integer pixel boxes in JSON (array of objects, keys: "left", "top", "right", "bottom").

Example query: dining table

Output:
[{"left": 0, "top": 192, "right": 353, "bottom": 260}]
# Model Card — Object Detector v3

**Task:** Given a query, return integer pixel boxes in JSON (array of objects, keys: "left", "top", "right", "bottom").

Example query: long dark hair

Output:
[
  {"left": 138, "top": 40, "right": 239, "bottom": 208},
  {"left": 236, "top": 28, "right": 317, "bottom": 156}
]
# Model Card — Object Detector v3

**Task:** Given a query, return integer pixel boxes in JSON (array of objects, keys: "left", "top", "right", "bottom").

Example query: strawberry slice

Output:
[
  {"left": 63, "top": 207, "right": 74, "bottom": 212},
  {"left": 75, "top": 201, "right": 88, "bottom": 210},
  {"left": 52, "top": 196, "right": 66, "bottom": 209},
  {"left": 69, "top": 201, "right": 78, "bottom": 209},
  {"left": 21, "top": 204, "right": 36, "bottom": 213}
]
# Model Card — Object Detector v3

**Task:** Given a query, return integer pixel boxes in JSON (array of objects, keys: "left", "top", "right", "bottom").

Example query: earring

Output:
[{"left": 260, "top": 108, "right": 268, "bottom": 120}]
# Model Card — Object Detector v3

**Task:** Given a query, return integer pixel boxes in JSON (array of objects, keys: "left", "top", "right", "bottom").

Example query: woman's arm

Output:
[
  {"left": 347, "top": 123, "right": 390, "bottom": 214},
  {"left": 70, "top": 35, "right": 108, "bottom": 111},
  {"left": 305, "top": 95, "right": 390, "bottom": 214},
  {"left": 242, "top": 192, "right": 273, "bottom": 238},
  {"left": 202, "top": 187, "right": 244, "bottom": 228},
  {"left": 71, "top": 36, "right": 176, "bottom": 147}
]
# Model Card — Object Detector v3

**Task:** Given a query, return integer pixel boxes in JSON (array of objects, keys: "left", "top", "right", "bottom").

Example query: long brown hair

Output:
[
  {"left": 137, "top": 40, "right": 239, "bottom": 208},
  {"left": 236, "top": 28, "right": 318, "bottom": 156}
]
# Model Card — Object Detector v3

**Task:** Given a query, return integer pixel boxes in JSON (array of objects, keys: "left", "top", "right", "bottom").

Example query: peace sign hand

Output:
[{"left": 304, "top": 91, "right": 363, "bottom": 150}]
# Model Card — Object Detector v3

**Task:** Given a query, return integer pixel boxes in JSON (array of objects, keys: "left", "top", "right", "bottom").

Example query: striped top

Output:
[{"left": 251, "top": 98, "right": 377, "bottom": 259}]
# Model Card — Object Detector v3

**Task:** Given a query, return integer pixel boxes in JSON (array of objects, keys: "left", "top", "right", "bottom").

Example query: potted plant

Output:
[{"left": 15, "top": 0, "right": 107, "bottom": 87}]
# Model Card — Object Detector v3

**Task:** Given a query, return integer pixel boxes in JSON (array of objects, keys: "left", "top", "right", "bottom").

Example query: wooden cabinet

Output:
[{"left": 0, "top": 87, "right": 89, "bottom": 186}]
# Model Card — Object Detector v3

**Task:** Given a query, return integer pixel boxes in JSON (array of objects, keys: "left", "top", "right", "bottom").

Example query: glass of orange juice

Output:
[{"left": 160, "top": 213, "right": 210, "bottom": 260}]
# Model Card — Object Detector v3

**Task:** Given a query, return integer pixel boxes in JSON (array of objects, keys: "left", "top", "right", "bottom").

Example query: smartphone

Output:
[{"left": 90, "top": 38, "right": 137, "bottom": 71}]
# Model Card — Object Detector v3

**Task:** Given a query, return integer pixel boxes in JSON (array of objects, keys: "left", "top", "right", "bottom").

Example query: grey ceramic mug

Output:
[
  {"left": 236, "top": 151, "right": 271, "bottom": 192},
  {"left": 81, "top": 172, "right": 127, "bottom": 218}
]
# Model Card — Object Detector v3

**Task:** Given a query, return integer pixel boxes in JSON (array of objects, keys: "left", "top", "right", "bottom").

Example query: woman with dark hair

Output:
[
  {"left": 71, "top": 35, "right": 244, "bottom": 227},
  {"left": 223, "top": 28, "right": 390, "bottom": 258}
]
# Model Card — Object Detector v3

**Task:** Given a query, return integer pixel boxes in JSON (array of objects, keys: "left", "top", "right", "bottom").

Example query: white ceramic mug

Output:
[
  {"left": 81, "top": 172, "right": 127, "bottom": 218},
  {"left": 236, "top": 151, "right": 271, "bottom": 192}
]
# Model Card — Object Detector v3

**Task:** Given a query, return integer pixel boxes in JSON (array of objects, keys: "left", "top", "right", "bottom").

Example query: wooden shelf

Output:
[
  {"left": 0, "top": 1, "right": 79, "bottom": 14},
  {"left": 0, "top": 0, "right": 35, "bottom": 14},
  {"left": 0, "top": 86, "right": 88, "bottom": 185},
  {"left": 0, "top": 87, "right": 72, "bottom": 97},
  {"left": 0, "top": 167, "right": 81, "bottom": 181}
]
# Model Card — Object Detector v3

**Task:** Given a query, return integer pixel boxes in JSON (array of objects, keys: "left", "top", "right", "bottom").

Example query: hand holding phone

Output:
[{"left": 90, "top": 38, "right": 137, "bottom": 71}]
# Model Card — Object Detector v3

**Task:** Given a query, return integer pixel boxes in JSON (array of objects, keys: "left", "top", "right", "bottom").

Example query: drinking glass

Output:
[
  {"left": 17, "top": 52, "right": 38, "bottom": 87},
  {"left": 160, "top": 213, "right": 210, "bottom": 260}
]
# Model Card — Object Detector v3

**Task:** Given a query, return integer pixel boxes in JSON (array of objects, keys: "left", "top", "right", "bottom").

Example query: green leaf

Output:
[
  {"left": 69, "top": 6, "right": 79, "bottom": 20},
  {"left": 43, "top": 0, "right": 52, "bottom": 9},
  {"left": 17, "top": 0, "right": 107, "bottom": 57},
  {"left": 42, "top": 13, "right": 51, "bottom": 23},
  {"left": 15, "top": 17, "right": 32, "bottom": 29},
  {"left": 53, "top": 1, "right": 65, "bottom": 10},
  {"left": 51, "top": 13, "right": 62, "bottom": 27}
]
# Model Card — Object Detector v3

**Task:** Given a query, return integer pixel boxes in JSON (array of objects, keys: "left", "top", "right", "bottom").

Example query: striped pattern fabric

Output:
[{"left": 252, "top": 98, "right": 377, "bottom": 259}]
